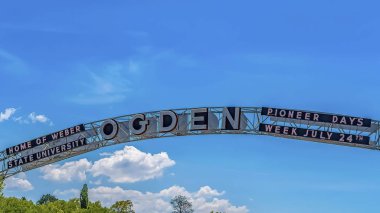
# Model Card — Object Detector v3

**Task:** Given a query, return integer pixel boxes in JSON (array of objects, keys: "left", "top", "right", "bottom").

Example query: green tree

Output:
[
  {"left": 111, "top": 200, "right": 135, "bottom": 213},
  {"left": 89, "top": 200, "right": 111, "bottom": 212},
  {"left": 0, "top": 196, "right": 37, "bottom": 212},
  {"left": 0, "top": 175, "right": 5, "bottom": 197},
  {"left": 37, "top": 194, "right": 58, "bottom": 205},
  {"left": 80, "top": 184, "right": 89, "bottom": 209},
  {"left": 170, "top": 195, "right": 194, "bottom": 213},
  {"left": 0, "top": 193, "right": 115, "bottom": 213}
]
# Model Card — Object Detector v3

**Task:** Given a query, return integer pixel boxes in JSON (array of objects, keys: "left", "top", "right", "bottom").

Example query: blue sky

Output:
[{"left": 1, "top": 0, "right": 380, "bottom": 212}]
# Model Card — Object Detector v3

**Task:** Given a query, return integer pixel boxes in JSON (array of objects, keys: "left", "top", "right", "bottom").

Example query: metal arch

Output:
[{"left": 1, "top": 106, "right": 379, "bottom": 179}]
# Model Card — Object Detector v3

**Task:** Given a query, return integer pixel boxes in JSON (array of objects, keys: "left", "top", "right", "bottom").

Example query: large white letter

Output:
[
  {"left": 100, "top": 119, "right": 119, "bottom": 140},
  {"left": 159, "top": 110, "right": 178, "bottom": 132},
  {"left": 190, "top": 108, "right": 208, "bottom": 130},
  {"left": 222, "top": 107, "right": 241, "bottom": 130},
  {"left": 129, "top": 114, "right": 149, "bottom": 135}
]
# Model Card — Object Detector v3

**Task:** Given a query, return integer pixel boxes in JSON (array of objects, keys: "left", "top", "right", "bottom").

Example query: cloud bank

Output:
[
  {"left": 40, "top": 146, "right": 175, "bottom": 183},
  {"left": 4, "top": 173, "right": 33, "bottom": 191},
  {"left": 0, "top": 108, "right": 16, "bottom": 122},
  {"left": 54, "top": 185, "right": 248, "bottom": 213}
]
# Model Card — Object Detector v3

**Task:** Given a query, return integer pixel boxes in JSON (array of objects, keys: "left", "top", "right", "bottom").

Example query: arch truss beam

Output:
[{"left": 1, "top": 107, "right": 379, "bottom": 178}]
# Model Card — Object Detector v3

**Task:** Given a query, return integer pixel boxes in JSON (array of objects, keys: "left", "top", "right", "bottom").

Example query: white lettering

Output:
[
  {"left": 222, "top": 107, "right": 240, "bottom": 130},
  {"left": 349, "top": 117, "right": 356, "bottom": 125},
  {"left": 20, "top": 143, "right": 27, "bottom": 150},
  {"left": 42, "top": 150, "right": 48, "bottom": 158},
  {"left": 288, "top": 111, "right": 294, "bottom": 119},
  {"left": 265, "top": 125, "right": 273, "bottom": 132},
  {"left": 326, "top": 132, "right": 333, "bottom": 140},
  {"left": 61, "top": 145, "right": 66, "bottom": 152},
  {"left": 296, "top": 112, "right": 302, "bottom": 119},
  {"left": 305, "top": 113, "right": 310, "bottom": 120},
  {"left": 274, "top": 126, "right": 281, "bottom": 134},
  {"left": 291, "top": 128, "right": 297, "bottom": 136},
  {"left": 319, "top": 132, "right": 326, "bottom": 140},
  {"left": 357, "top": 118, "right": 364, "bottom": 126},
  {"left": 340, "top": 117, "right": 347, "bottom": 125},
  {"left": 129, "top": 114, "right": 149, "bottom": 135},
  {"left": 190, "top": 108, "right": 208, "bottom": 131},
  {"left": 36, "top": 138, "right": 42, "bottom": 145},
  {"left": 283, "top": 126, "right": 289, "bottom": 135},
  {"left": 51, "top": 132, "right": 59, "bottom": 140},
  {"left": 313, "top": 114, "right": 319, "bottom": 121},
  {"left": 8, "top": 147, "right": 14, "bottom": 154},
  {"left": 159, "top": 110, "right": 178, "bottom": 132}
]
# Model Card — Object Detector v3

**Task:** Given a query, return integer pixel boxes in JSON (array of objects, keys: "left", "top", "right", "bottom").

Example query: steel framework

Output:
[{"left": 1, "top": 107, "right": 379, "bottom": 179}]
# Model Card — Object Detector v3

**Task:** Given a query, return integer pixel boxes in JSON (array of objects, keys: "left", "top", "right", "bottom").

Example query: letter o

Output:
[{"left": 100, "top": 119, "right": 119, "bottom": 140}]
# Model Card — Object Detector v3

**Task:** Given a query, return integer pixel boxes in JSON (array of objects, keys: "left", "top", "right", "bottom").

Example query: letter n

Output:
[{"left": 222, "top": 107, "right": 241, "bottom": 130}]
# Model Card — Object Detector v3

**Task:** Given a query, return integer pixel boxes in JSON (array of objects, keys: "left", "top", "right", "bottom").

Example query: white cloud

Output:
[
  {"left": 40, "top": 146, "right": 175, "bottom": 183},
  {"left": 13, "top": 112, "right": 53, "bottom": 125},
  {"left": 55, "top": 185, "right": 248, "bottom": 213},
  {"left": 194, "top": 186, "right": 225, "bottom": 198},
  {"left": 159, "top": 185, "right": 192, "bottom": 198},
  {"left": 90, "top": 146, "right": 175, "bottom": 183},
  {"left": 70, "top": 61, "right": 140, "bottom": 105},
  {"left": 4, "top": 173, "right": 33, "bottom": 191},
  {"left": 53, "top": 189, "right": 80, "bottom": 200},
  {"left": 89, "top": 179, "right": 103, "bottom": 185},
  {"left": 40, "top": 159, "right": 92, "bottom": 182},
  {"left": 28, "top": 112, "right": 53, "bottom": 125},
  {"left": 28, "top": 112, "right": 48, "bottom": 123},
  {"left": 0, "top": 108, "right": 16, "bottom": 122}
]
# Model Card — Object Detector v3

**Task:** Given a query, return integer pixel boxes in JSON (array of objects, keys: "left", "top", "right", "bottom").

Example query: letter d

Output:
[{"left": 159, "top": 110, "right": 178, "bottom": 132}]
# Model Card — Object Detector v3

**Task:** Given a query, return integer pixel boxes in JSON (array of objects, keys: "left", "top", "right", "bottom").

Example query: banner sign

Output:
[
  {"left": 7, "top": 138, "right": 87, "bottom": 169},
  {"left": 259, "top": 124, "right": 370, "bottom": 145},
  {"left": 261, "top": 107, "right": 371, "bottom": 128},
  {"left": 6, "top": 124, "right": 85, "bottom": 156}
]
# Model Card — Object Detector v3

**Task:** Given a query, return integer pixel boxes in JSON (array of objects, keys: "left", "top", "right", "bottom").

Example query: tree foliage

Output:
[
  {"left": 170, "top": 195, "right": 194, "bottom": 213},
  {"left": 80, "top": 184, "right": 89, "bottom": 209},
  {"left": 0, "top": 182, "right": 136, "bottom": 212},
  {"left": 0, "top": 196, "right": 115, "bottom": 212},
  {"left": 37, "top": 194, "right": 58, "bottom": 205},
  {"left": 0, "top": 175, "right": 4, "bottom": 197},
  {"left": 111, "top": 200, "right": 135, "bottom": 213}
]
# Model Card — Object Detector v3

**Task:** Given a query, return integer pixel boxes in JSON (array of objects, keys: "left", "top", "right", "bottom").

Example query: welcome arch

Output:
[{"left": 1, "top": 106, "right": 379, "bottom": 179}]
